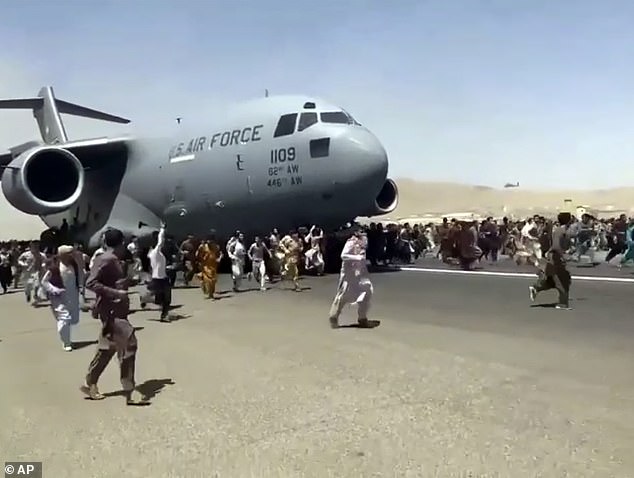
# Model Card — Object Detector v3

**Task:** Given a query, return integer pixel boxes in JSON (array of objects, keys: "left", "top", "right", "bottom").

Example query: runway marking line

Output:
[{"left": 399, "top": 266, "right": 634, "bottom": 283}]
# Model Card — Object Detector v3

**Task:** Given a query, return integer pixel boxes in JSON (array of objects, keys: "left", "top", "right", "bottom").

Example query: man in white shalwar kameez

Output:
[
  {"left": 248, "top": 236, "right": 269, "bottom": 291},
  {"left": 227, "top": 232, "right": 247, "bottom": 292},
  {"left": 41, "top": 245, "right": 82, "bottom": 351},
  {"left": 18, "top": 241, "right": 46, "bottom": 305},
  {"left": 328, "top": 231, "right": 374, "bottom": 329},
  {"left": 304, "top": 225, "right": 325, "bottom": 275},
  {"left": 521, "top": 218, "right": 542, "bottom": 266}
]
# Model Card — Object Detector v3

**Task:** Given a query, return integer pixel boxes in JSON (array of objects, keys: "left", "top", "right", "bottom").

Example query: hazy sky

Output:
[{"left": 1, "top": 0, "right": 634, "bottom": 193}]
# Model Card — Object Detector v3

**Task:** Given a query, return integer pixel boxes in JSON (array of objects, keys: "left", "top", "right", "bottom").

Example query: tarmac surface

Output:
[
  {"left": 410, "top": 250, "right": 634, "bottom": 278},
  {"left": 1, "top": 258, "right": 633, "bottom": 477}
]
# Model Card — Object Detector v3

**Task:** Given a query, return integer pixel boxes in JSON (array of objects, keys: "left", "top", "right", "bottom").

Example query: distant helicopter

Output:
[{"left": 504, "top": 182, "right": 520, "bottom": 188}]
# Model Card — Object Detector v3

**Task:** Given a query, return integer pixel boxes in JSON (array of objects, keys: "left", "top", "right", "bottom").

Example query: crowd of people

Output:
[
  {"left": 363, "top": 213, "right": 634, "bottom": 270},
  {"left": 0, "top": 223, "right": 373, "bottom": 404},
  {"left": 3, "top": 211, "right": 632, "bottom": 283},
  {"left": 2, "top": 212, "right": 633, "bottom": 403},
  {"left": 2, "top": 212, "right": 633, "bottom": 304}
]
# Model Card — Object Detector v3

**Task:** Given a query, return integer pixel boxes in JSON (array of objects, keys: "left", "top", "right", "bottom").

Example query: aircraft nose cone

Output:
[{"left": 343, "top": 128, "right": 388, "bottom": 185}]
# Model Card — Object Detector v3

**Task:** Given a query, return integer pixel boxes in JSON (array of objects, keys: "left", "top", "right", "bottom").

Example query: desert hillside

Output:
[
  {"left": 388, "top": 179, "right": 634, "bottom": 221},
  {"left": 2, "top": 181, "right": 634, "bottom": 240}
]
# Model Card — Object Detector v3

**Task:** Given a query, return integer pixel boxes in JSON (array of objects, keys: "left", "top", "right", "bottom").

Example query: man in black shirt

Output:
[
  {"left": 529, "top": 212, "right": 572, "bottom": 310},
  {"left": 572, "top": 214, "right": 595, "bottom": 264},
  {"left": 606, "top": 214, "right": 627, "bottom": 263}
]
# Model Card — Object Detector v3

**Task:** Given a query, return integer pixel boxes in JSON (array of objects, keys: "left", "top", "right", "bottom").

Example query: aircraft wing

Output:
[{"left": 0, "top": 136, "right": 133, "bottom": 170}]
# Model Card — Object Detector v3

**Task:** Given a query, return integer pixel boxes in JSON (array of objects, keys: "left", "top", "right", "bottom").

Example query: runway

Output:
[
  {"left": 1, "top": 264, "right": 633, "bottom": 477},
  {"left": 403, "top": 251, "right": 634, "bottom": 280}
]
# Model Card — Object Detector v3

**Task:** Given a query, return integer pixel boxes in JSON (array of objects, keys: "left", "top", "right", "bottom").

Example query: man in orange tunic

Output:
[{"left": 195, "top": 234, "right": 223, "bottom": 300}]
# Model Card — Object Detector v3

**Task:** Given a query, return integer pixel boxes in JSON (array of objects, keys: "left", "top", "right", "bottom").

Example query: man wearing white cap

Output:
[{"left": 41, "top": 245, "right": 82, "bottom": 351}]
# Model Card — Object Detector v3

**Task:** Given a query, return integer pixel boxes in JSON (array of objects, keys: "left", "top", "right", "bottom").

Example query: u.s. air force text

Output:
[{"left": 168, "top": 124, "right": 264, "bottom": 159}]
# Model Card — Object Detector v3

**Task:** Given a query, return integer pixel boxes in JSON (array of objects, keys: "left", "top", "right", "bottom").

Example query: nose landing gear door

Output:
[{"left": 234, "top": 142, "right": 257, "bottom": 202}]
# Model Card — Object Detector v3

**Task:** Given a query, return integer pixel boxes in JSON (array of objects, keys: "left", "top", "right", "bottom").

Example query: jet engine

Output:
[
  {"left": 372, "top": 178, "right": 399, "bottom": 215},
  {"left": 1, "top": 146, "right": 84, "bottom": 215}
]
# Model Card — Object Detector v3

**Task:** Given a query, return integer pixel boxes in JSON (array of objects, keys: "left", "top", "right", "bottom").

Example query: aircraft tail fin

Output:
[{"left": 0, "top": 86, "right": 130, "bottom": 144}]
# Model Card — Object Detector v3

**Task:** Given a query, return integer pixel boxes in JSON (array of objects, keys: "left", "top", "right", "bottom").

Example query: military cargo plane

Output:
[{"left": 0, "top": 87, "right": 398, "bottom": 247}]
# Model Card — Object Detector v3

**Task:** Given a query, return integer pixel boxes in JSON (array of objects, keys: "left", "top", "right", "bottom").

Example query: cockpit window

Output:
[
  {"left": 274, "top": 113, "right": 298, "bottom": 138},
  {"left": 298, "top": 112, "right": 318, "bottom": 132},
  {"left": 320, "top": 111, "right": 353, "bottom": 124},
  {"left": 342, "top": 108, "right": 361, "bottom": 125}
]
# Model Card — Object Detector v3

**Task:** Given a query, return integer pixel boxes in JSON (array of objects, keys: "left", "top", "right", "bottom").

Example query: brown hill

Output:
[
  {"left": 389, "top": 179, "right": 634, "bottom": 220},
  {"left": 2, "top": 180, "right": 634, "bottom": 240}
]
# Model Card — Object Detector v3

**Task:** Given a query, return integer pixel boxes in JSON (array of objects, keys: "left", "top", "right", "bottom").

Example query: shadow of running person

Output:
[
  {"left": 71, "top": 340, "right": 98, "bottom": 350},
  {"left": 136, "top": 378, "right": 175, "bottom": 401},
  {"left": 100, "top": 378, "right": 175, "bottom": 406},
  {"left": 338, "top": 320, "right": 381, "bottom": 329},
  {"left": 147, "top": 313, "right": 192, "bottom": 323}
]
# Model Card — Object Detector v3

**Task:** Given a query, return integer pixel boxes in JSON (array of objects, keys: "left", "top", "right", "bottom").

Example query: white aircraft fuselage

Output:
[{"left": 0, "top": 88, "right": 398, "bottom": 247}]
